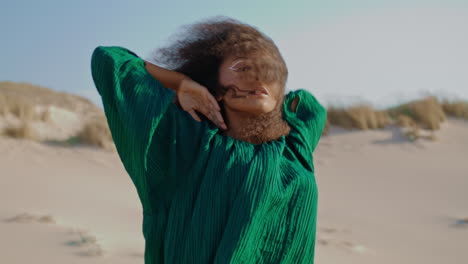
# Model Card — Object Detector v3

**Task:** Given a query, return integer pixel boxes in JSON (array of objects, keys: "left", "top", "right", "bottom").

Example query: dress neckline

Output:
[
  {"left": 206, "top": 121, "right": 287, "bottom": 148},
  {"left": 202, "top": 90, "right": 298, "bottom": 148}
]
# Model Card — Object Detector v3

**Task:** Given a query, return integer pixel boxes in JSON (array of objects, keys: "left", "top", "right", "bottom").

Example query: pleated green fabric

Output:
[{"left": 90, "top": 46, "right": 327, "bottom": 264}]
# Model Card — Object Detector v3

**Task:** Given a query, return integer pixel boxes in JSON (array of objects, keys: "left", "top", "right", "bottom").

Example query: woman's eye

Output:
[
  {"left": 229, "top": 61, "right": 251, "bottom": 72},
  {"left": 231, "top": 65, "right": 251, "bottom": 72}
]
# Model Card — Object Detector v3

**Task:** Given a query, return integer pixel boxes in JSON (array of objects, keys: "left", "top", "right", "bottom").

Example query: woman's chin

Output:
[
  {"left": 224, "top": 96, "right": 278, "bottom": 115},
  {"left": 240, "top": 102, "right": 277, "bottom": 116}
]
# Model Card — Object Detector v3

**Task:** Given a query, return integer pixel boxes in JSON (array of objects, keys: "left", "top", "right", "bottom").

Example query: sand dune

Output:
[
  {"left": 314, "top": 118, "right": 468, "bottom": 264},
  {"left": 1, "top": 118, "right": 467, "bottom": 263},
  {"left": 0, "top": 138, "right": 144, "bottom": 263}
]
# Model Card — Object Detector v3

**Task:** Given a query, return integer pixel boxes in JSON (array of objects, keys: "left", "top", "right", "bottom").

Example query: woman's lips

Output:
[
  {"left": 251, "top": 86, "right": 269, "bottom": 95},
  {"left": 230, "top": 85, "right": 269, "bottom": 98}
]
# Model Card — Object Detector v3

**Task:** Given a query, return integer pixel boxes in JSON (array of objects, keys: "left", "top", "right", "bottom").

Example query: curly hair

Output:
[
  {"left": 151, "top": 16, "right": 291, "bottom": 144},
  {"left": 151, "top": 16, "right": 289, "bottom": 99}
]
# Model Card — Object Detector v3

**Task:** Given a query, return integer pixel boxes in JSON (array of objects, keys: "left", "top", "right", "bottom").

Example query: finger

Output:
[
  {"left": 214, "top": 111, "right": 227, "bottom": 130},
  {"left": 209, "top": 110, "right": 227, "bottom": 130},
  {"left": 199, "top": 92, "right": 219, "bottom": 113},
  {"left": 208, "top": 96, "right": 221, "bottom": 111},
  {"left": 200, "top": 104, "right": 212, "bottom": 118},
  {"left": 197, "top": 104, "right": 226, "bottom": 130},
  {"left": 205, "top": 109, "right": 216, "bottom": 124},
  {"left": 188, "top": 109, "right": 202, "bottom": 122},
  {"left": 202, "top": 101, "right": 225, "bottom": 127},
  {"left": 203, "top": 92, "right": 220, "bottom": 111},
  {"left": 202, "top": 108, "right": 222, "bottom": 129}
]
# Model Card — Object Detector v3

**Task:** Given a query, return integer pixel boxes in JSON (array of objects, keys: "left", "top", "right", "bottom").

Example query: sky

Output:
[{"left": 1, "top": 0, "right": 467, "bottom": 109}]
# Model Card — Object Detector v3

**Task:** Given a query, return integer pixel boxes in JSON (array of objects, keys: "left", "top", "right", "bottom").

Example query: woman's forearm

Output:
[{"left": 143, "top": 60, "right": 190, "bottom": 92}]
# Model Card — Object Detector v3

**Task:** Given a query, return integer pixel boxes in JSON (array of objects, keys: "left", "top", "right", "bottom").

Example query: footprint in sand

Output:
[
  {"left": 337, "top": 240, "right": 369, "bottom": 254},
  {"left": 3, "top": 212, "right": 55, "bottom": 224},
  {"left": 3, "top": 212, "right": 104, "bottom": 257},
  {"left": 64, "top": 228, "right": 104, "bottom": 257},
  {"left": 316, "top": 225, "right": 370, "bottom": 255},
  {"left": 450, "top": 217, "right": 468, "bottom": 229}
]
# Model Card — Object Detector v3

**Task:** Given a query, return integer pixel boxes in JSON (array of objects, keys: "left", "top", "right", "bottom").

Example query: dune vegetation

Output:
[
  {"left": 0, "top": 81, "right": 114, "bottom": 150},
  {"left": 324, "top": 95, "right": 467, "bottom": 140},
  {"left": 1, "top": 81, "right": 467, "bottom": 147}
]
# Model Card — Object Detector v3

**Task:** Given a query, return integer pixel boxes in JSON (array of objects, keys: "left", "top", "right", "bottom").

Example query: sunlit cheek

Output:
[{"left": 221, "top": 72, "right": 240, "bottom": 85}]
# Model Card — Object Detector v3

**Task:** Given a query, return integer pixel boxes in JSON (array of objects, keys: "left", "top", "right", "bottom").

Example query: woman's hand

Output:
[{"left": 176, "top": 78, "right": 227, "bottom": 130}]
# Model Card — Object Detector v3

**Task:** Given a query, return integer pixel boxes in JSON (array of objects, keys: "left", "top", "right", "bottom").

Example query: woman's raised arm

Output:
[
  {"left": 144, "top": 60, "right": 226, "bottom": 129},
  {"left": 90, "top": 46, "right": 226, "bottom": 211},
  {"left": 282, "top": 89, "right": 327, "bottom": 169},
  {"left": 143, "top": 60, "right": 188, "bottom": 92}
]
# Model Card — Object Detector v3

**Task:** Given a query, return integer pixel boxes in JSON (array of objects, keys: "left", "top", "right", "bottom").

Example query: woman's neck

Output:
[{"left": 222, "top": 105, "right": 291, "bottom": 144}]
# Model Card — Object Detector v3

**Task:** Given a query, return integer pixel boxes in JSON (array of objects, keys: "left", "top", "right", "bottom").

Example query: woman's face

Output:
[{"left": 217, "top": 54, "right": 282, "bottom": 116}]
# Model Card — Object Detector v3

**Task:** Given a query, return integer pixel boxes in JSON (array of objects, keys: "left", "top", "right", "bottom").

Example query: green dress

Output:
[{"left": 90, "top": 46, "right": 327, "bottom": 264}]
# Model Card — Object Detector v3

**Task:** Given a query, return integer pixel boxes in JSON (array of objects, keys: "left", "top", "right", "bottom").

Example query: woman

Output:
[{"left": 91, "top": 16, "right": 327, "bottom": 264}]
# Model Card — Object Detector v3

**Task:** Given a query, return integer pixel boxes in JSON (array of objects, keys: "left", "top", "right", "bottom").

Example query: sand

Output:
[{"left": 1, "top": 118, "right": 467, "bottom": 264}]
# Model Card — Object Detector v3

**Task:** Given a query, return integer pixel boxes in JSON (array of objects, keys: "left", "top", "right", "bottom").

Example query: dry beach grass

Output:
[
  {"left": 2, "top": 81, "right": 467, "bottom": 146},
  {"left": 0, "top": 81, "right": 113, "bottom": 149}
]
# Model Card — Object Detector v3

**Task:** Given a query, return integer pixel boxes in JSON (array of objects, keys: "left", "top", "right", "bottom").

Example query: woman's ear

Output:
[{"left": 216, "top": 95, "right": 223, "bottom": 102}]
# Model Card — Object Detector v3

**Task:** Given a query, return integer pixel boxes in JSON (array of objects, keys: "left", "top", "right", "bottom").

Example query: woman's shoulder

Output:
[
  {"left": 283, "top": 89, "right": 324, "bottom": 113},
  {"left": 282, "top": 89, "right": 327, "bottom": 129},
  {"left": 282, "top": 89, "right": 327, "bottom": 161},
  {"left": 92, "top": 46, "right": 139, "bottom": 61}
]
